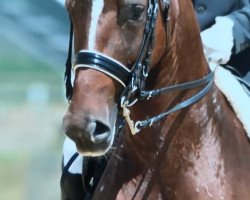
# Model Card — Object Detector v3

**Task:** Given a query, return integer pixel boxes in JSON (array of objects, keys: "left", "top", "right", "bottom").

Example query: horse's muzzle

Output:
[{"left": 62, "top": 114, "right": 113, "bottom": 156}]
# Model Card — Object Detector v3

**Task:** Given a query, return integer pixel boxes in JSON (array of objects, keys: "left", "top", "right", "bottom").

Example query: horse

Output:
[{"left": 62, "top": 0, "right": 250, "bottom": 199}]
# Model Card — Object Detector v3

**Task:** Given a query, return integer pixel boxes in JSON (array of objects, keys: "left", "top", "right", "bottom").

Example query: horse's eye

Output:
[
  {"left": 129, "top": 4, "right": 145, "bottom": 21},
  {"left": 118, "top": 4, "right": 145, "bottom": 25}
]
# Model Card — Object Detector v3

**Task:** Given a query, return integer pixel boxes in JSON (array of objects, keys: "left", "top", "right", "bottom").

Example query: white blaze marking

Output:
[{"left": 88, "top": 0, "right": 104, "bottom": 50}]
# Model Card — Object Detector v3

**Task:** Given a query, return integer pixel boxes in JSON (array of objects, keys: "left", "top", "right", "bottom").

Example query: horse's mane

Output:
[{"left": 166, "top": 0, "right": 207, "bottom": 82}]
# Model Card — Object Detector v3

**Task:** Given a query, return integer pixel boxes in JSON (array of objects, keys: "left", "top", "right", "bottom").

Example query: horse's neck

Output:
[
  {"left": 157, "top": 0, "right": 248, "bottom": 148},
  {"left": 129, "top": 0, "right": 246, "bottom": 164},
  {"left": 127, "top": 0, "right": 210, "bottom": 163},
  {"left": 145, "top": 0, "right": 209, "bottom": 120},
  {"left": 119, "top": 1, "right": 250, "bottom": 198},
  {"left": 162, "top": 0, "right": 208, "bottom": 84},
  {"left": 146, "top": 4, "right": 249, "bottom": 166}
]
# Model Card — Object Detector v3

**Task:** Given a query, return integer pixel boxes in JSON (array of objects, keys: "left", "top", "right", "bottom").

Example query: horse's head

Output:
[{"left": 63, "top": 0, "right": 168, "bottom": 156}]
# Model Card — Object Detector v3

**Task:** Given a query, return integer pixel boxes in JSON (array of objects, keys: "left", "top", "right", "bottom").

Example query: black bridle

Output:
[{"left": 64, "top": 0, "right": 214, "bottom": 135}]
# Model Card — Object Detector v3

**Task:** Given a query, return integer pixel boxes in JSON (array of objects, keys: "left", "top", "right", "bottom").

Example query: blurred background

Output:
[{"left": 0, "top": 0, "right": 69, "bottom": 199}]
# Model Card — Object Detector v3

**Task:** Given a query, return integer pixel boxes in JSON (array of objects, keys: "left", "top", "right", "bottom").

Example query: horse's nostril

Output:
[
  {"left": 63, "top": 115, "right": 111, "bottom": 144},
  {"left": 94, "top": 120, "right": 111, "bottom": 137}
]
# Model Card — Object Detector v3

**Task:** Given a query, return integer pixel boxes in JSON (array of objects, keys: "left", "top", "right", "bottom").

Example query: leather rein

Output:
[{"left": 64, "top": 0, "right": 214, "bottom": 135}]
